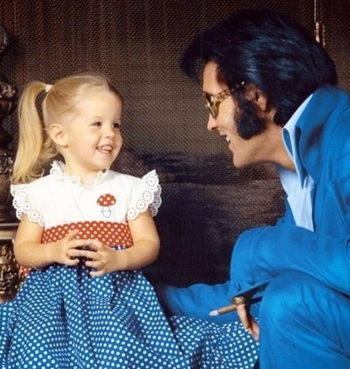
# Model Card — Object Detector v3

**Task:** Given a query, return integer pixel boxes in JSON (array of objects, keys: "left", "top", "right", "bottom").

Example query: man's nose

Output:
[{"left": 207, "top": 115, "right": 218, "bottom": 131}]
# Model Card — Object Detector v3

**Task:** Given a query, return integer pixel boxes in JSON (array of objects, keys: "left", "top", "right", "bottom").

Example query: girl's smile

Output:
[{"left": 60, "top": 91, "right": 123, "bottom": 181}]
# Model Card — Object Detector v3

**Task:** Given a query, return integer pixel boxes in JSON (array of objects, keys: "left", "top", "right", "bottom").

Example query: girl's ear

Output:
[{"left": 48, "top": 124, "right": 68, "bottom": 148}]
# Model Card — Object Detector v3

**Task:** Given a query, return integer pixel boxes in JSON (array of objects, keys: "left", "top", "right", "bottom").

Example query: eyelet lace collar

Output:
[{"left": 50, "top": 160, "right": 109, "bottom": 187}]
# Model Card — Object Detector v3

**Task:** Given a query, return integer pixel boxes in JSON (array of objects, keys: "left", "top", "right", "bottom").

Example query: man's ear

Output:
[
  {"left": 48, "top": 124, "right": 68, "bottom": 148},
  {"left": 244, "top": 84, "right": 268, "bottom": 113}
]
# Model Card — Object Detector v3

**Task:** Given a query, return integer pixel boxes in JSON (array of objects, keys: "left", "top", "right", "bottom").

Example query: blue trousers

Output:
[
  {"left": 156, "top": 272, "right": 350, "bottom": 368},
  {"left": 259, "top": 271, "right": 350, "bottom": 369}
]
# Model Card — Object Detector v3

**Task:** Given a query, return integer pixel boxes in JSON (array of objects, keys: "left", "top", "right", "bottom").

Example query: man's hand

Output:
[{"left": 237, "top": 303, "right": 260, "bottom": 341}]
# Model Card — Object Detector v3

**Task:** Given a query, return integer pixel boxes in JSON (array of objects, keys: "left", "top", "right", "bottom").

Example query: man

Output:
[{"left": 158, "top": 7, "right": 350, "bottom": 369}]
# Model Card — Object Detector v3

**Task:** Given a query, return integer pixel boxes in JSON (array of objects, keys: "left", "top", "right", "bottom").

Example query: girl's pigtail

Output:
[{"left": 12, "top": 82, "right": 48, "bottom": 184}]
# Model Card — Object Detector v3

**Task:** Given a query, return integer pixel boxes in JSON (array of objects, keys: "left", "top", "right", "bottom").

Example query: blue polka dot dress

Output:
[
  {"left": 0, "top": 161, "right": 259, "bottom": 368},
  {"left": 0, "top": 265, "right": 258, "bottom": 368},
  {"left": 1, "top": 262, "right": 191, "bottom": 368}
]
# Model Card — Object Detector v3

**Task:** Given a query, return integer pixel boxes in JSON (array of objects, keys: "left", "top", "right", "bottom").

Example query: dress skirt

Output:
[{"left": 0, "top": 262, "right": 258, "bottom": 369}]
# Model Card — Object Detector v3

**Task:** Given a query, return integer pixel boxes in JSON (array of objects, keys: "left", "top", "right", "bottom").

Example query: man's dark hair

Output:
[{"left": 180, "top": 8, "right": 337, "bottom": 138}]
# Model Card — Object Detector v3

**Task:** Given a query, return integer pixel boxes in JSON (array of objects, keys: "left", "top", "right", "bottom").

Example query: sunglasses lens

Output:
[
  {"left": 202, "top": 92, "right": 217, "bottom": 118},
  {"left": 208, "top": 106, "right": 217, "bottom": 118}
]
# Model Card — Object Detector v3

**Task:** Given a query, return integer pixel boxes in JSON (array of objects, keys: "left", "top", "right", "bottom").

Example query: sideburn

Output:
[{"left": 234, "top": 95, "right": 267, "bottom": 140}]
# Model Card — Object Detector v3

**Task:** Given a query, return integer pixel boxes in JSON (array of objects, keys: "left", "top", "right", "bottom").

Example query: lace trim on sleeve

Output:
[
  {"left": 127, "top": 170, "right": 162, "bottom": 221},
  {"left": 10, "top": 185, "right": 44, "bottom": 227}
]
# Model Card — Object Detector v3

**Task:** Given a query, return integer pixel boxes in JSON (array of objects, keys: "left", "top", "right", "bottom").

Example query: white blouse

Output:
[{"left": 11, "top": 161, "right": 162, "bottom": 230}]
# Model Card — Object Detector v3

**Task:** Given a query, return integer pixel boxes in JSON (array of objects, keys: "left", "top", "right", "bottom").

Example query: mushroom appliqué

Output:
[{"left": 97, "top": 194, "right": 117, "bottom": 218}]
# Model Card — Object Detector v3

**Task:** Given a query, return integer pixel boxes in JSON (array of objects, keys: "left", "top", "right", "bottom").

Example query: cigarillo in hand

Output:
[{"left": 209, "top": 295, "right": 246, "bottom": 316}]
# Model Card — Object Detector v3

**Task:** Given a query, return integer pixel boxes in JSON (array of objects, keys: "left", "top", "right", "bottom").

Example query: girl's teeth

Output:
[
  {"left": 226, "top": 137, "right": 230, "bottom": 143},
  {"left": 98, "top": 146, "right": 112, "bottom": 152}
]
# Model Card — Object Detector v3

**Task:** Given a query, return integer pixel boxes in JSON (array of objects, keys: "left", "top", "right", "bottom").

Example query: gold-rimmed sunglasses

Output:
[{"left": 202, "top": 81, "right": 246, "bottom": 119}]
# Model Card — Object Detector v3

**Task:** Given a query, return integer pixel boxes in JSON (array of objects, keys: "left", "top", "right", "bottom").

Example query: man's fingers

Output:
[
  {"left": 237, "top": 303, "right": 260, "bottom": 341},
  {"left": 250, "top": 320, "right": 260, "bottom": 341},
  {"left": 236, "top": 303, "right": 250, "bottom": 329}
]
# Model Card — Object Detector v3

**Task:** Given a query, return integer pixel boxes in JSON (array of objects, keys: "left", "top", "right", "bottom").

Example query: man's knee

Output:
[
  {"left": 259, "top": 272, "right": 330, "bottom": 328},
  {"left": 258, "top": 272, "right": 350, "bottom": 368}
]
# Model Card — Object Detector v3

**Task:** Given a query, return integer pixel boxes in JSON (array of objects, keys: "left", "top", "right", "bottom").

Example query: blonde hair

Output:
[{"left": 12, "top": 73, "right": 123, "bottom": 184}]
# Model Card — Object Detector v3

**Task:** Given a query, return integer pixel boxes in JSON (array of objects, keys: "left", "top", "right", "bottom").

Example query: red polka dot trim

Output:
[
  {"left": 20, "top": 221, "right": 133, "bottom": 278},
  {"left": 42, "top": 221, "right": 133, "bottom": 247}
]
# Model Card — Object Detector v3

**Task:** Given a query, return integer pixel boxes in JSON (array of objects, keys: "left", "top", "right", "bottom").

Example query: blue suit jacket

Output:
[
  {"left": 229, "top": 85, "right": 350, "bottom": 299},
  {"left": 156, "top": 85, "right": 350, "bottom": 324}
]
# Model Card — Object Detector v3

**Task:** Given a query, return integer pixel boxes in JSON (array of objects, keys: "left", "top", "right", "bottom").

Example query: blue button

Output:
[
  {"left": 233, "top": 282, "right": 241, "bottom": 291},
  {"left": 247, "top": 277, "right": 255, "bottom": 285}
]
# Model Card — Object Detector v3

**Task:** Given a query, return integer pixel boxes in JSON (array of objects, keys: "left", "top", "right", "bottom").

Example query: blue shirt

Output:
[{"left": 277, "top": 95, "right": 314, "bottom": 231}]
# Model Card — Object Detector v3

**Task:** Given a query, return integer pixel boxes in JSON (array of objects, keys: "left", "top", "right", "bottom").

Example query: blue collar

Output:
[{"left": 282, "top": 95, "right": 313, "bottom": 187}]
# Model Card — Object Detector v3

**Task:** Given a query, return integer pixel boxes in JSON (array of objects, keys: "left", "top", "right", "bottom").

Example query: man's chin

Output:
[
  {"left": 232, "top": 155, "right": 240, "bottom": 168},
  {"left": 232, "top": 157, "right": 249, "bottom": 169}
]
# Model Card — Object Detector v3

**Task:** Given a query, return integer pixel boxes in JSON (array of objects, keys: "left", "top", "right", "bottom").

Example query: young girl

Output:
[
  {"left": 1, "top": 73, "right": 190, "bottom": 368},
  {"left": 0, "top": 73, "right": 259, "bottom": 369}
]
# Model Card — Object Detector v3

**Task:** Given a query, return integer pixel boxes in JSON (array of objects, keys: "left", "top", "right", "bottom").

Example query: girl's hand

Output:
[
  {"left": 72, "top": 239, "right": 116, "bottom": 277},
  {"left": 53, "top": 229, "right": 85, "bottom": 266},
  {"left": 237, "top": 302, "right": 260, "bottom": 341}
]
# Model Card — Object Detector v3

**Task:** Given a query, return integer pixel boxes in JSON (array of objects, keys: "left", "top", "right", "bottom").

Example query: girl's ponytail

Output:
[{"left": 12, "top": 82, "right": 56, "bottom": 184}]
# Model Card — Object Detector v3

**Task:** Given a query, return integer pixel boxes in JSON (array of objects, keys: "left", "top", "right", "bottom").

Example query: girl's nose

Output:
[{"left": 103, "top": 126, "right": 115, "bottom": 137}]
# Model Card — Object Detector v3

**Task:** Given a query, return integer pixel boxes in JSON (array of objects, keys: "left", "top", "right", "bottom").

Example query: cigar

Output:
[
  {"left": 209, "top": 295, "right": 246, "bottom": 316},
  {"left": 209, "top": 304, "right": 238, "bottom": 316}
]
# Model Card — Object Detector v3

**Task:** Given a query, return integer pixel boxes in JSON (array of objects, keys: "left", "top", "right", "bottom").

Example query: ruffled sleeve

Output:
[
  {"left": 127, "top": 170, "right": 162, "bottom": 221},
  {"left": 10, "top": 184, "right": 44, "bottom": 227}
]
